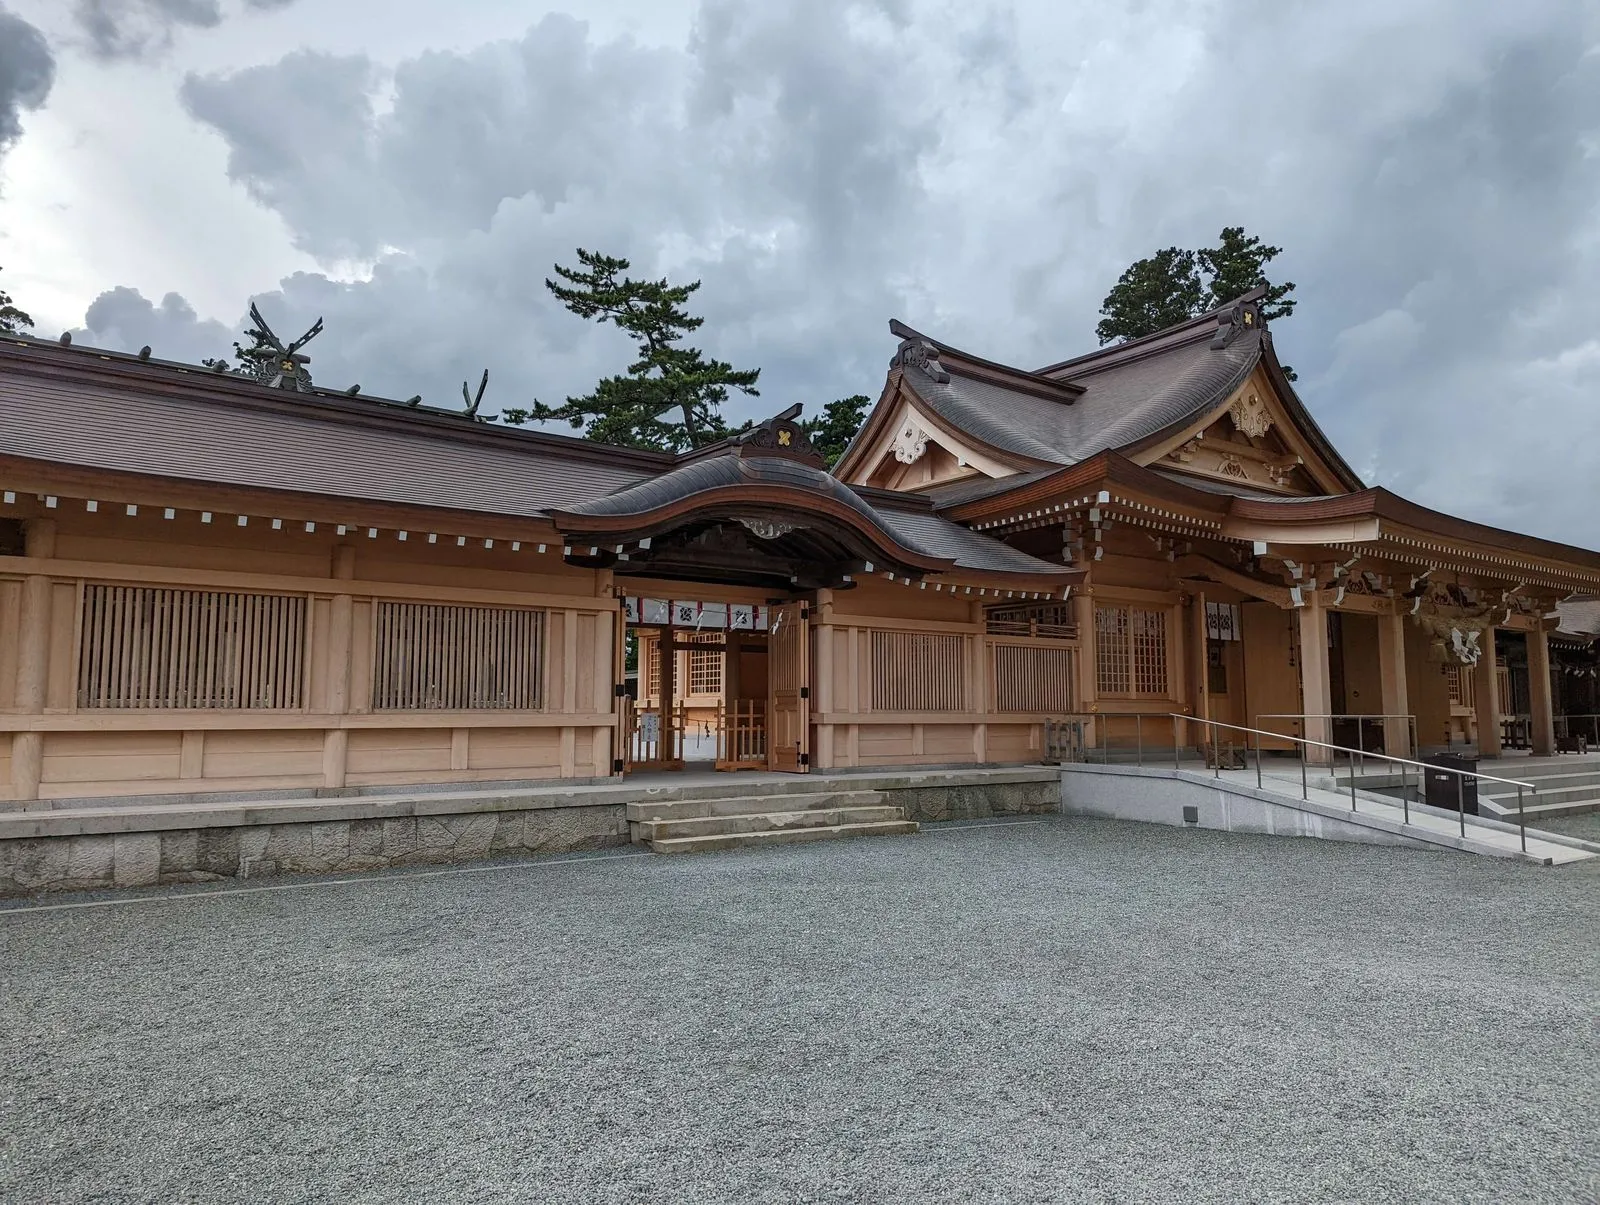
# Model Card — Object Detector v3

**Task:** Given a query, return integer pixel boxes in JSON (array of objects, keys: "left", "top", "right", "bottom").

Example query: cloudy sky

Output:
[{"left": 0, "top": 0, "right": 1597, "bottom": 544}]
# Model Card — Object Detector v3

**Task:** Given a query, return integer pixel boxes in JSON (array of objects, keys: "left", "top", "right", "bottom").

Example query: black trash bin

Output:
[{"left": 1422, "top": 751, "right": 1479, "bottom": 814}]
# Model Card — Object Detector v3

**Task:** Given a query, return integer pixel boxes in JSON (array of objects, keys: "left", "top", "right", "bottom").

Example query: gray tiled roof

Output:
[
  {"left": 901, "top": 323, "right": 1260, "bottom": 469},
  {"left": 558, "top": 454, "right": 1071, "bottom": 578},
  {"left": 0, "top": 342, "right": 655, "bottom": 517},
  {"left": 1557, "top": 599, "right": 1600, "bottom": 638},
  {"left": 872, "top": 505, "right": 1071, "bottom": 575}
]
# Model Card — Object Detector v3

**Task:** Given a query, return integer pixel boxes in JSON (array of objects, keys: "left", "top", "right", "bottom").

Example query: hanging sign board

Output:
[{"left": 1205, "top": 601, "right": 1240, "bottom": 642}]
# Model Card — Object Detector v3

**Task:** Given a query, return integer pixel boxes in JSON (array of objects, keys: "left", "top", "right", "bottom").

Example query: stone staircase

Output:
[
  {"left": 1480, "top": 763, "right": 1600, "bottom": 823},
  {"left": 628, "top": 787, "right": 919, "bottom": 854}
]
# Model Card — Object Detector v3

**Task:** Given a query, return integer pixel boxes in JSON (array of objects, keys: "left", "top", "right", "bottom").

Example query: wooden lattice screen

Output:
[
  {"left": 687, "top": 633, "right": 724, "bottom": 696},
  {"left": 373, "top": 602, "right": 545, "bottom": 710},
  {"left": 869, "top": 630, "right": 968, "bottom": 711},
  {"left": 78, "top": 585, "right": 306, "bottom": 709},
  {"left": 992, "top": 643, "right": 1077, "bottom": 713},
  {"left": 1095, "top": 605, "right": 1170, "bottom": 698}
]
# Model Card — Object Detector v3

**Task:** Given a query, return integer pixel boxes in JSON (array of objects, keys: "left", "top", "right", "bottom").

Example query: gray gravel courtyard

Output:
[{"left": 3, "top": 815, "right": 1598, "bottom": 1204}]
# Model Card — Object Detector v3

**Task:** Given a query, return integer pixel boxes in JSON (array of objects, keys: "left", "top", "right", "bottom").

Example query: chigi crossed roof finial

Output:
[{"left": 245, "top": 302, "right": 323, "bottom": 392}]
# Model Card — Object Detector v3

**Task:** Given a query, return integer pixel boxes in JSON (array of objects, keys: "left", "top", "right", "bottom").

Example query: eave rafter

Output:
[{"left": 1315, "top": 526, "right": 1600, "bottom": 596}]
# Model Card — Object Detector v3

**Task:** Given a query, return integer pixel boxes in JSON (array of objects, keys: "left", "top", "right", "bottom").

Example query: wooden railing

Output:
[{"left": 717, "top": 700, "right": 766, "bottom": 770}]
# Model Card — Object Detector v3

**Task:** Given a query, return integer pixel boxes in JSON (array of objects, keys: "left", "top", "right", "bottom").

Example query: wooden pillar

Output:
[
  {"left": 1189, "top": 591, "right": 1210, "bottom": 751},
  {"left": 1529, "top": 624, "right": 1556, "bottom": 757},
  {"left": 321, "top": 544, "right": 356, "bottom": 789},
  {"left": 1073, "top": 588, "right": 1097, "bottom": 749},
  {"left": 11, "top": 519, "right": 57, "bottom": 804},
  {"left": 1298, "top": 594, "right": 1332, "bottom": 764},
  {"left": 1473, "top": 626, "right": 1502, "bottom": 758},
  {"left": 1377, "top": 608, "right": 1411, "bottom": 759}
]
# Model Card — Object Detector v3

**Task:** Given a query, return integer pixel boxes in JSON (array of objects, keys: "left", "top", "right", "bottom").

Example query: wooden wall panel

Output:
[
  {"left": 202, "top": 729, "right": 322, "bottom": 780},
  {"left": 346, "top": 727, "right": 451, "bottom": 776},
  {"left": 467, "top": 727, "right": 564, "bottom": 772},
  {"left": 45, "top": 582, "right": 76, "bottom": 709},
  {"left": 349, "top": 600, "right": 373, "bottom": 712},
  {"left": 41, "top": 731, "right": 182, "bottom": 784},
  {"left": 1241, "top": 601, "right": 1299, "bottom": 748},
  {"left": 985, "top": 724, "right": 1035, "bottom": 763},
  {"left": 1339, "top": 613, "right": 1384, "bottom": 716},
  {"left": 57, "top": 533, "right": 329, "bottom": 580},
  {"left": 307, "top": 596, "right": 334, "bottom": 711},
  {"left": 0, "top": 577, "right": 19, "bottom": 709},
  {"left": 1405, "top": 622, "right": 1453, "bottom": 748},
  {"left": 923, "top": 724, "right": 976, "bottom": 758}
]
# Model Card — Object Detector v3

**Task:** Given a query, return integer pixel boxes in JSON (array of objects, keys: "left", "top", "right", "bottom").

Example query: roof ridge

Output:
[
  {"left": 1034, "top": 285, "right": 1270, "bottom": 377},
  {"left": 887, "top": 319, "right": 1083, "bottom": 402},
  {"left": 0, "top": 333, "right": 677, "bottom": 470}
]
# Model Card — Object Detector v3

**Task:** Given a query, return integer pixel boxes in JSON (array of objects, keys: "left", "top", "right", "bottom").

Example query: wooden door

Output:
[
  {"left": 768, "top": 602, "right": 810, "bottom": 772},
  {"left": 1241, "top": 600, "right": 1300, "bottom": 749}
]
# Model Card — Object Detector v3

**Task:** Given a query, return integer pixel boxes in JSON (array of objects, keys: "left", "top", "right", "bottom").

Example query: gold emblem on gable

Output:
[{"left": 777, "top": 429, "right": 792, "bottom": 447}]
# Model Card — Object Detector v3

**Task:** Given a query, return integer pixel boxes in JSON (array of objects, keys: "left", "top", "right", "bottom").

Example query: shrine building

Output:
[{"left": 0, "top": 286, "right": 1597, "bottom": 813}]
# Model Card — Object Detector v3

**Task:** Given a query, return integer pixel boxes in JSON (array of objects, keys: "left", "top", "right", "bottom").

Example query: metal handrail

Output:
[
  {"left": 1256, "top": 712, "right": 1418, "bottom": 762},
  {"left": 1046, "top": 710, "right": 1536, "bottom": 853}
]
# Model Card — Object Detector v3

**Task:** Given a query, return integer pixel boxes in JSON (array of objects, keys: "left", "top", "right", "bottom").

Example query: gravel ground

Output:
[
  {"left": 3, "top": 816, "right": 1598, "bottom": 1205},
  {"left": 1537, "top": 811, "right": 1600, "bottom": 845}
]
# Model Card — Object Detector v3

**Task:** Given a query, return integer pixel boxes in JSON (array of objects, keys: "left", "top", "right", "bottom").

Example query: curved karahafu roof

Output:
[{"left": 548, "top": 451, "right": 1079, "bottom": 591}]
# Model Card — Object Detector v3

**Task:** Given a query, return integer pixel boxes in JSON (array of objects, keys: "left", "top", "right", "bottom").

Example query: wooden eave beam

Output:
[
  {"left": 1173, "top": 553, "right": 1292, "bottom": 608},
  {"left": 0, "top": 454, "right": 565, "bottom": 543}
]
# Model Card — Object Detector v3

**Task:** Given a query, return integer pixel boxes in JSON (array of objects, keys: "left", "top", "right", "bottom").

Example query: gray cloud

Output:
[
  {"left": 74, "top": 286, "right": 236, "bottom": 363},
  {"left": 0, "top": 4, "right": 54, "bottom": 163},
  {"left": 75, "top": 0, "right": 297, "bottom": 61},
  {"left": 74, "top": 0, "right": 1600, "bottom": 545}
]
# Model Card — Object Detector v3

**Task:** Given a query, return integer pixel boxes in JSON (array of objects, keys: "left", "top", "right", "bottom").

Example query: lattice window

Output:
[
  {"left": 869, "top": 630, "right": 968, "bottom": 711},
  {"left": 688, "top": 633, "right": 723, "bottom": 697},
  {"left": 992, "top": 644, "right": 1077, "bottom": 713},
  {"left": 78, "top": 585, "right": 306, "bottom": 709},
  {"left": 373, "top": 602, "right": 544, "bottom": 710},
  {"left": 1095, "top": 607, "right": 1130, "bottom": 695},
  {"left": 1095, "top": 604, "right": 1170, "bottom": 698}
]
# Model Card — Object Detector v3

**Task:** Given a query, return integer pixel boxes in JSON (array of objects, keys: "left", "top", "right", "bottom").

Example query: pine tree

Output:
[
  {"left": 1094, "top": 248, "right": 1204, "bottom": 345},
  {"left": 0, "top": 267, "right": 33, "bottom": 335},
  {"left": 802, "top": 394, "right": 871, "bottom": 467},
  {"left": 1197, "top": 227, "right": 1295, "bottom": 322},
  {"left": 499, "top": 250, "right": 760, "bottom": 452},
  {"left": 1095, "top": 227, "right": 1297, "bottom": 360}
]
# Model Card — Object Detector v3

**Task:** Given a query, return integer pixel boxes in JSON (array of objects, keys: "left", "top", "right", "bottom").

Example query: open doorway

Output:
[{"left": 620, "top": 596, "right": 806, "bottom": 774}]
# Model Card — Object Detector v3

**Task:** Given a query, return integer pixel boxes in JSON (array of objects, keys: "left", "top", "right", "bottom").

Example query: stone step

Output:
[
  {"left": 626, "top": 790, "right": 886, "bottom": 823},
  {"left": 649, "top": 819, "right": 920, "bottom": 855},
  {"left": 637, "top": 805, "right": 905, "bottom": 842},
  {"left": 1480, "top": 795, "right": 1600, "bottom": 821},
  {"left": 1485, "top": 771, "right": 1600, "bottom": 794},
  {"left": 1482, "top": 783, "right": 1600, "bottom": 807}
]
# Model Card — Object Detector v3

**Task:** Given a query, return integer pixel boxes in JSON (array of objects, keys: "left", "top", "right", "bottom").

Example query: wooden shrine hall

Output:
[{"left": 0, "top": 285, "right": 1597, "bottom": 806}]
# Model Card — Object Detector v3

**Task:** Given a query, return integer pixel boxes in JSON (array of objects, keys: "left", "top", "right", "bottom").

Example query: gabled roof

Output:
[{"left": 852, "top": 292, "right": 1364, "bottom": 493}]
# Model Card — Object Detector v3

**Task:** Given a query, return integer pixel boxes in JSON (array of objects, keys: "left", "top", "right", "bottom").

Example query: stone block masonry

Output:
[
  {"left": 1, "top": 802, "right": 627, "bottom": 895},
  {"left": 0, "top": 766, "right": 1058, "bottom": 896}
]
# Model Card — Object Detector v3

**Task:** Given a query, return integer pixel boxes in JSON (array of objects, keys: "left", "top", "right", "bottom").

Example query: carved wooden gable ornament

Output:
[
  {"left": 735, "top": 403, "right": 825, "bottom": 467},
  {"left": 1229, "top": 392, "right": 1272, "bottom": 440}
]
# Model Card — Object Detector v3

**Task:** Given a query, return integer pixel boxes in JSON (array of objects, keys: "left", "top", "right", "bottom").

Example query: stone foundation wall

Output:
[
  {"left": 1, "top": 804, "right": 627, "bottom": 895},
  {"left": 888, "top": 778, "right": 1059, "bottom": 823}
]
